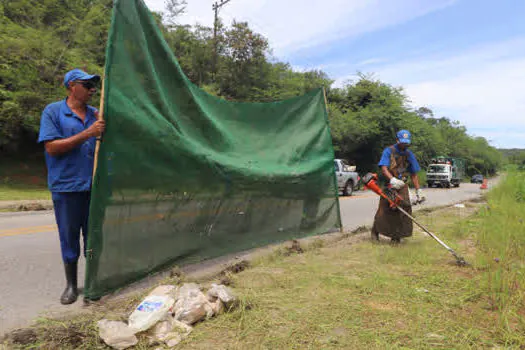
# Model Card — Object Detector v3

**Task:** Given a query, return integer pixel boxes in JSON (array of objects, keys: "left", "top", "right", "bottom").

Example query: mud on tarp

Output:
[{"left": 84, "top": 0, "right": 341, "bottom": 299}]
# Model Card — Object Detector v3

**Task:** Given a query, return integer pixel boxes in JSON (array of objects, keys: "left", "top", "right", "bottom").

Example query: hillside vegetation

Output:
[{"left": 0, "top": 0, "right": 501, "bottom": 175}]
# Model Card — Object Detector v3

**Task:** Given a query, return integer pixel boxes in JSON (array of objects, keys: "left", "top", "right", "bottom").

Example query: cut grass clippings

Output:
[{"left": 3, "top": 173, "right": 525, "bottom": 349}]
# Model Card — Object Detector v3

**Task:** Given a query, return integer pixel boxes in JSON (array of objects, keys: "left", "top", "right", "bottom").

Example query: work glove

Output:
[
  {"left": 389, "top": 177, "right": 405, "bottom": 190},
  {"left": 416, "top": 189, "right": 426, "bottom": 203}
]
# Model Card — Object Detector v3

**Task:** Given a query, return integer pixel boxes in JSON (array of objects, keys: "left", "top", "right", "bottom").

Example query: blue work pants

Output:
[{"left": 52, "top": 192, "right": 91, "bottom": 263}]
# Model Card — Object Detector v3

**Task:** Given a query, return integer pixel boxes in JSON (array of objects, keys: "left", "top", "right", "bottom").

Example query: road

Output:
[{"left": 0, "top": 182, "right": 491, "bottom": 335}]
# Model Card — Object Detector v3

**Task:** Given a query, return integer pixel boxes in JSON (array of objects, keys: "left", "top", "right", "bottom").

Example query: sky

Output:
[{"left": 144, "top": 0, "right": 525, "bottom": 148}]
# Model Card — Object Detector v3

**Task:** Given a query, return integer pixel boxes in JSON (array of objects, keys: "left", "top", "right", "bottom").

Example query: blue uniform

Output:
[
  {"left": 38, "top": 99, "right": 98, "bottom": 263},
  {"left": 378, "top": 144, "right": 420, "bottom": 179}
]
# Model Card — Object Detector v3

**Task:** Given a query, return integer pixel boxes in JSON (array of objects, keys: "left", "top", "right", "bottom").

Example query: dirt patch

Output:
[
  {"left": 17, "top": 203, "right": 48, "bottom": 211},
  {"left": 40, "top": 325, "right": 85, "bottom": 348},
  {"left": 0, "top": 200, "right": 53, "bottom": 211},
  {"left": 284, "top": 239, "right": 304, "bottom": 255},
  {"left": 3, "top": 328, "right": 38, "bottom": 345},
  {"left": 224, "top": 260, "right": 250, "bottom": 274},
  {"left": 3, "top": 318, "right": 107, "bottom": 349},
  {"left": 217, "top": 260, "right": 251, "bottom": 285},
  {"left": 469, "top": 196, "right": 487, "bottom": 203}
]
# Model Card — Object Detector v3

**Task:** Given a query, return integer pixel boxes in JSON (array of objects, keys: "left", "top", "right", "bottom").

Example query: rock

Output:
[
  {"left": 209, "top": 298, "right": 225, "bottom": 315},
  {"left": 149, "top": 316, "right": 193, "bottom": 348},
  {"left": 206, "top": 284, "right": 237, "bottom": 308},
  {"left": 98, "top": 320, "right": 138, "bottom": 350},
  {"left": 174, "top": 283, "right": 214, "bottom": 325}
]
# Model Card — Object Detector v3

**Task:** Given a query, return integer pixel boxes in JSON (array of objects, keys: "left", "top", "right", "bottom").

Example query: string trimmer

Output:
[{"left": 362, "top": 173, "right": 469, "bottom": 267}]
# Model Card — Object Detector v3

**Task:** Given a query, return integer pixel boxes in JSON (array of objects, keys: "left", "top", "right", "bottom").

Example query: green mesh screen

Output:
[{"left": 84, "top": 0, "right": 341, "bottom": 299}]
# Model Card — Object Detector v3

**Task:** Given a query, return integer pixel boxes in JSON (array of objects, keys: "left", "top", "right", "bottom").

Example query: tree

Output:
[
  {"left": 216, "top": 21, "right": 270, "bottom": 100},
  {"left": 416, "top": 106, "right": 434, "bottom": 118},
  {"left": 164, "top": 0, "right": 187, "bottom": 28},
  {"left": 0, "top": 0, "right": 505, "bottom": 176}
]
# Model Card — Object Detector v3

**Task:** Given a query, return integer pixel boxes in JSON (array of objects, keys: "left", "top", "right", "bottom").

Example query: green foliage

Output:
[
  {"left": 500, "top": 148, "right": 525, "bottom": 170},
  {"left": 327, "top": 75, "right": 502, "bottom": 175},
  {"left": 0, "top": 0, "right": 505, "bottom": 177},
  {"left": 476, "top": 171, "right": 525, "bottom": 327},
  {"left": 0, "top": 0, "right": 111, "bottom": 154}
]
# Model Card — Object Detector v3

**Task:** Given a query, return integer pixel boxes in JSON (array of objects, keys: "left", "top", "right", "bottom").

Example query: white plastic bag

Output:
[
  {"left": 128, "top": 295, "right": 175, "bottom": 333},
  {"left": 97, "top": 320, "right": 138, "bottom": 350}
]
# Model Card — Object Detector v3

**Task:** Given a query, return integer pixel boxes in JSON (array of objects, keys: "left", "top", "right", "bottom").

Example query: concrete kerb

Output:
[{"left": 0, "top": 200, "right": 53, "bottom": 212}]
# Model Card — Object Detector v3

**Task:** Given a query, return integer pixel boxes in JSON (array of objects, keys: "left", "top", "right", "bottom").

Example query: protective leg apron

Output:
[{"left": 371, "top": 146, "right": 413, "bottom": 239}]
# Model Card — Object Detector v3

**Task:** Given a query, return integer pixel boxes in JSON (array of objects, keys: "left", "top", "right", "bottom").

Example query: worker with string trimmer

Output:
[{"left": 371, "top": 130, "right": 426, "bottom": 243}]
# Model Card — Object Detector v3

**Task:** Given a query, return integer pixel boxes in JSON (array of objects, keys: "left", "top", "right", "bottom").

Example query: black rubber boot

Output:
[
  {"left": 371, "top": 231, "right": 379, "bottom": 241},
  {"left": 391, "top": 237, "right": 401, "bottom": 244},
  {"left": 60, "top": 262, "right": 78, "bottom": 305}
]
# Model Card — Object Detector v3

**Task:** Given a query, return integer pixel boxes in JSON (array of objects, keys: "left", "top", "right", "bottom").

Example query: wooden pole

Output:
[{"left": 92, "top": 77, "right": 105, "bottom": 181}]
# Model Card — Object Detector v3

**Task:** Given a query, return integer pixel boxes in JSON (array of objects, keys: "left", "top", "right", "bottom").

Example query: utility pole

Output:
[{"left": 212, "top": 0, "right": 231, "bottom": 79}]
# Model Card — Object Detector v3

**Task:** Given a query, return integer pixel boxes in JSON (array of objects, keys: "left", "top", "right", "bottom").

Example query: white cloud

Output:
[
  {"left": 330, "top": 37, "right": 525, "bottom": 147},
  {"left": 141, "top": 0, "right": 523, "bottom": 148},
  {"left": 144, "top": 0, "right": 456, "bottom": 56},
  {"left": 356, "top": 58, "right": 387, "bottom": 66},
  {"left": 385, "top": 39, "right": 525, "bottom": 132}
]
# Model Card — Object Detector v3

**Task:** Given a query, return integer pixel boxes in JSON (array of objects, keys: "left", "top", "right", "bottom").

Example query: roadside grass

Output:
[
  {"left": 2, "top": 173, "right": 524, "bottom": 349},
  {"left": 0, "top": 185, "right": 50, "bottom": 201},
  {"left": 0, "top": 159, "right": 50, "bottom": 201}
]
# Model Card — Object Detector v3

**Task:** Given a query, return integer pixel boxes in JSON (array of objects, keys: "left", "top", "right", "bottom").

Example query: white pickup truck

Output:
[{"left": 334, "top": 159, "right": 359, "bottom": 196}]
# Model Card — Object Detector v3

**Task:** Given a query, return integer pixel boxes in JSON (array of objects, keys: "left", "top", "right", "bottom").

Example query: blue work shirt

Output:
[
  {"left": 378, "top": 144, "right": 421, "bottom": 179},
  {"left": 38, "top": 99, "right": 98, "bottom": 192}
]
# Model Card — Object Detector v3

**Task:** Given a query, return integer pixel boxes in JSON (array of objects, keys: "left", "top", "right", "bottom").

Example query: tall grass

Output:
[{"left": 476, "top": 171, "right": 525, "bottom": 336}]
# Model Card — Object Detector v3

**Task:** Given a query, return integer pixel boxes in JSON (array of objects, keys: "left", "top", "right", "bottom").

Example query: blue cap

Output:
[
  {"left": 64, "top": 69, "right": 100, "bottom": 88},
  {"left": 396, "top": 129, "right": 412, "bottom": 144}
]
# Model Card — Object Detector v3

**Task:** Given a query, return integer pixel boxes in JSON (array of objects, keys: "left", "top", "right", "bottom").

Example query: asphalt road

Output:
[{"left": 0, "top": 182, "right": 492, "bottom": 335}]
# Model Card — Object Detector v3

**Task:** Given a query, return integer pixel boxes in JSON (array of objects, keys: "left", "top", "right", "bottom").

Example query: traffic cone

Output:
[{"left": 480, "top": 179, "right": 488, "bottom": 190}]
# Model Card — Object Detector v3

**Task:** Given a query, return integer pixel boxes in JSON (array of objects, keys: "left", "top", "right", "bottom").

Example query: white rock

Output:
[
  {"left": 207, "top": 284, "right": 237, "bottom": 308},
  {"left": 98, "top": 320, "right": 138, "bottom": 350},
  {"left": 210, "top": 298, "right": 225, "bottom": 315},
  {"left": 174, "top": 283, "right": 214, "bottom": 325}
]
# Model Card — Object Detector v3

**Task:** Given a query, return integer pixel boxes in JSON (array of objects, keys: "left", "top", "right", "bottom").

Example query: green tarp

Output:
[{"left": 84, "top": 0, "right": 341, "bottom": 299}]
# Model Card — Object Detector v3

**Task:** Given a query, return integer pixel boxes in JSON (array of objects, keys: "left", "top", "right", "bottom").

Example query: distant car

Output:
[
  {"left": 334, "top": 159, "right": 359, "bottom": 196},
  {"left": 471, "top": 174, "right": 484, "bottom": 184}
]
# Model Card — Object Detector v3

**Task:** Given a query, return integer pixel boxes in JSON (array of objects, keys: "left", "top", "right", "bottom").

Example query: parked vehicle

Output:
[
  {"left": 471, "top": 174, "right": 484, "bottom": 184},
  {"left": 334, "top": 159, "right": 359, "bottom": 196},
  {"left": 426, "top": 156, "right": 465, "bottom": 188}
]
